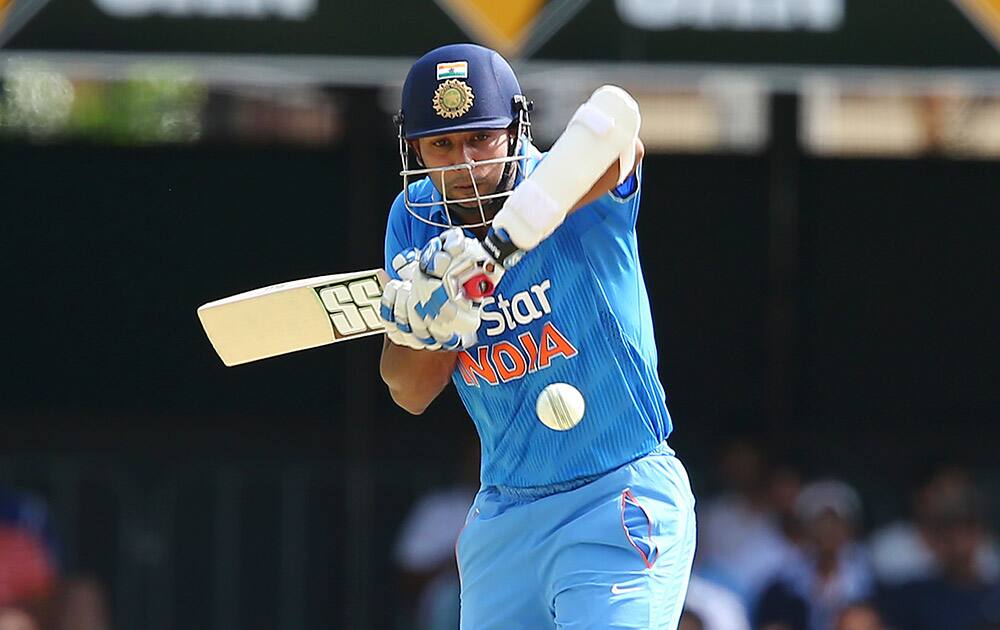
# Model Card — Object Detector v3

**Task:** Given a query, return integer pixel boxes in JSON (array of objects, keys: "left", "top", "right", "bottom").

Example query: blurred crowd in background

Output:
[
  {"left": 0, "top": 486, "right": 109, "bottom": 630},
  {"left": 391, "top": 437, "right": 1000, "bottom": 630},
  {"left": 2, "top": 435, "right": 998, "bottom": 630}
]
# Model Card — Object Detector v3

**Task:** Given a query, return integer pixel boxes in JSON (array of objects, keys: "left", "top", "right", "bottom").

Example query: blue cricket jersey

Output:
[{"left": 384, "top": 144, "right": 672, "bottom": 491}]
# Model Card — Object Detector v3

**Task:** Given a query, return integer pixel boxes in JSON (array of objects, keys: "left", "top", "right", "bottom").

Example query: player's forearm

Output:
[
  {"left": 380, "top": 337, "right": 458, "bottom": 415},
  {"left": 571, "top": 138, "right": 645, "bottom": 211}
]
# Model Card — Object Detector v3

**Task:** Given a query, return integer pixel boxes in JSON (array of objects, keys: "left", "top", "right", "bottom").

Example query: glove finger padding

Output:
[
  {"left": 410, "top": 278, "right": 481, "bottom": 350},
  {"left": 421, "top": 290, "right": 481, "bottom": 350},
  {"left": 419, "top": 228, "right": 478, "bottom": 281},
  {"left": 406, "top": 290, "right": 439, "bottom": 348},
  {"left": 379, "top": 280, "right": 400, "bottom": 324},
  {"left": 440, "top": 227, "right": 468, "bottom": 256},
  {"left": 418, "top": 236, "right": 446, "bottom": 278},
  {"left": 391, "top": 282, "right": 413, "bottom": 333},
  {"left": 379, "top": 277, "right": 440, "bottom": 351},
  {"left": 392, "top": 248, "right": 420, "bottom": 282}
]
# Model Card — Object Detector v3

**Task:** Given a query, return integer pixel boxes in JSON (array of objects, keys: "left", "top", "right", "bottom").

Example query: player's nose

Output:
[{"left": 460, "top": 141, "right": 477, "bottom": 163}]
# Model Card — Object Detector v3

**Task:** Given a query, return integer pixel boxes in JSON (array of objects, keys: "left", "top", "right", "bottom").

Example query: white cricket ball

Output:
[{"left": 536, "top": 383, "right": 586, "bottom": 431}]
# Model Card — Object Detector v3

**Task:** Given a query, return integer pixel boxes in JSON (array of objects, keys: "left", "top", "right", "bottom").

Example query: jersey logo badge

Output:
[{"left": 433, "top": 79, "right": 475, "bottom": 119}]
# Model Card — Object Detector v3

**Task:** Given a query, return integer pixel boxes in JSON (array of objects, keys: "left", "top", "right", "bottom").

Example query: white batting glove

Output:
[
  {"left": 412, "top": 228, "right": 499, "bottom": 350},
  {"left": 424, "top": 227, "right": 505, "bottom": 295},
  {"left": 379, "top": 249, "right": 441, "bottom": 351}
]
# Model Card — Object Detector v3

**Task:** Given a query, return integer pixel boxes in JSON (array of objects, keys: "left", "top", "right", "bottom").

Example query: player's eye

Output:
[
  {"left": 472, "top": 133, "right": 490, "bottom": 142},
  {"left": 432, "top": 139, "right": 451, "bottom": 148}
]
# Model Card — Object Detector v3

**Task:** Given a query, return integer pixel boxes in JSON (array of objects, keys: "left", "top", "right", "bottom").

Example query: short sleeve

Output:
[
  {"left": 384, "top": 191, "right": 412, "bottom": 280},
  {"left": 611, "top": 169, "right": 639, "bottom": 201},
  {"left": 603, "top": 160, "right": 642, "bottom": 226},
  {"left": 571, "top": 160, "right": 643, "bottom": 237}
]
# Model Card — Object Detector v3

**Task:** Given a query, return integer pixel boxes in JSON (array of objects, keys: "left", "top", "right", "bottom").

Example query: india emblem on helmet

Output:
[{"left": 432, "top": 79, "right": 475, "bottom": 119}]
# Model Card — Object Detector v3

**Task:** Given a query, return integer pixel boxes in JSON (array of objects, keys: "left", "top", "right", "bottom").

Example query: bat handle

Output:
[{"left": 463, "top": 274, "right": 495, "bottom": 300}]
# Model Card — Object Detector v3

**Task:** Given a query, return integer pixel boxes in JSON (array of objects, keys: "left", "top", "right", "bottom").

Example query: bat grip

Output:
[{"left": 462, "top": 274, "right": 495, "bottom": 300}]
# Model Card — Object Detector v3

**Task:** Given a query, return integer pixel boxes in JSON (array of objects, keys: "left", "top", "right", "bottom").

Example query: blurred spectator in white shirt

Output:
[
  {"left": 879, "top": 485, "right": 1000, "bottom": 630},
  {"left": 869, "top": 460, "right": 999, "bottom": 586},
  {"left": 682, "top": 574, "right": 751, "bottom": 630},
  {"left": 756, "top": 480, "right": 875, "bottom": 630},
  {"left": 697, "top": 439, "right": 800, "bottom": 606},
  {"left": 393, "top": 437, "right": 479, "bottom": 630}
]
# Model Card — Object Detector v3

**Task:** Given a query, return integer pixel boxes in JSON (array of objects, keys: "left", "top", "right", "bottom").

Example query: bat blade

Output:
[{"left": 197, "top": 269, "right": 387, "bottom": 367}]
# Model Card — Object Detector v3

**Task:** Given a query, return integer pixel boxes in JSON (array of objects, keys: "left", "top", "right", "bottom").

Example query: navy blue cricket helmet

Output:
[
  {"left": 399, "top": 43, "right": 528, "bottom": 140},
  {"left": 395, "top": 43, "right": 534, "bottom": 228}
]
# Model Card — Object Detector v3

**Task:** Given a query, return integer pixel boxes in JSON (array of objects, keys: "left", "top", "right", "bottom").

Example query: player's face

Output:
[{"left": 416, "top": 129, "right": 510, "bottom": 210}]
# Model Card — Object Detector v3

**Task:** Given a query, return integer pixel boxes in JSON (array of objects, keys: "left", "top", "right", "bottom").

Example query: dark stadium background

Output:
[{"left": 1, "top": 1, "right": 999, "bottom": 628}]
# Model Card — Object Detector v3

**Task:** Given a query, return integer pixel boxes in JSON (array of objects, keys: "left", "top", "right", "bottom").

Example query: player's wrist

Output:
[
  {"left": 385, "top": 326, "right": 440, "bottom": 351},
  {"left": 482, "top": 227, "right": 525, "bottom": 269}
]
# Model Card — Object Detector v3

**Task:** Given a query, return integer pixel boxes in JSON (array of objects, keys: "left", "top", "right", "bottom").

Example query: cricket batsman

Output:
[{"left": 379, "top": 43, "right": 696, "bottom": 629}]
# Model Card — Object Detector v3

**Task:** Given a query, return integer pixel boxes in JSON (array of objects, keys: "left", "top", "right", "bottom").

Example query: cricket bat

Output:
[
  {"left": 198, "top": 269, "right": 389, "bottom": 367},
  {"left": 198, "top": 269, "right": 495, "bottom": 367}
]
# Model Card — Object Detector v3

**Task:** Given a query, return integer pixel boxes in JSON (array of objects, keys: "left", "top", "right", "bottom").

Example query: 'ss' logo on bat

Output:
[{"left": 315, "top": 275, "right": 384, "bottom": 338}]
